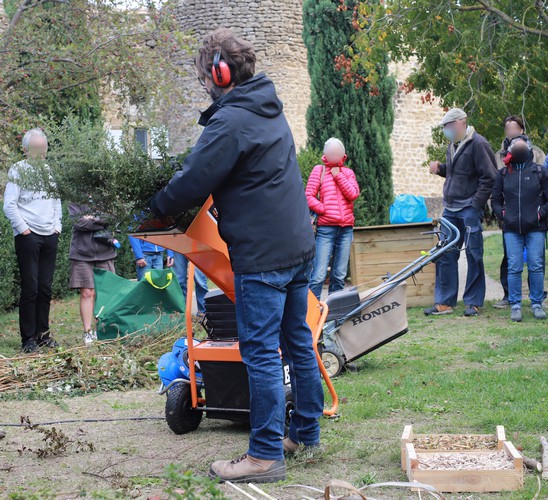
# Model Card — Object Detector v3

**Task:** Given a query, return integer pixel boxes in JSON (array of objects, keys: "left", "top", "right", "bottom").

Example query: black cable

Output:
[{"left": 0, "top": 416, "right": 165, "bottom": 427}]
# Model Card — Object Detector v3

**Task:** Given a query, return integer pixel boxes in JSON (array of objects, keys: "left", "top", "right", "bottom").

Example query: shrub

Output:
[{"left": 297, "top": 146, "right": 323, "bottom": 184}]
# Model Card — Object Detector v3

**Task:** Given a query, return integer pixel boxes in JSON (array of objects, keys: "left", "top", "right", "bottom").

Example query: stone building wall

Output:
[
  {"left": 168, "top": 0, "right": 310, "bottom": 152},
  {"left": 389, "top": 61, "right": 445, "bottom": 199}
]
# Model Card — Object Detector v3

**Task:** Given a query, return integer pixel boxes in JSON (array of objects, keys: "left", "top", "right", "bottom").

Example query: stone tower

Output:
[
  {"left": 169, "top": 0, "right": 310, "bottom": 152},
  {"left": 170, "top": 0, "right": 444, "bottom": 202}
]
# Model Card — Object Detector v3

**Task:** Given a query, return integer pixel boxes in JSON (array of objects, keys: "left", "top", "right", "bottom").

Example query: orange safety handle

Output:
[
  {"left": 313, "top": 301, "right": 339, "bottom": 417},
  {"left": 185, "top": 262, "right": 200, "bottom": 409}
]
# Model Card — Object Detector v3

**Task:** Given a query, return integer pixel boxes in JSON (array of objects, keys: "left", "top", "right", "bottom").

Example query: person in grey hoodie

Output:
[{"left": 3, "top": 129, "right": 62, "bottom": 353}]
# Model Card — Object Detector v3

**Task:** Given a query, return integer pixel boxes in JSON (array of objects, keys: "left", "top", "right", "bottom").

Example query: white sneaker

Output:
[{"left": 84, "top": 330, "right": 96, "bottom": 345}]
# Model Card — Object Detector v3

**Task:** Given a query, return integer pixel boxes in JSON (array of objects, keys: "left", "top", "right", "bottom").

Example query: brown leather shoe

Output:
[
  {"left": 283, "top": 437, "right": 320, "bottom": 455},
  {"left": 209, "top": 453, "right": 286, "bottom": 483},
  {"left": 283, "top": 437, "right": 299, "bottom": 454}
]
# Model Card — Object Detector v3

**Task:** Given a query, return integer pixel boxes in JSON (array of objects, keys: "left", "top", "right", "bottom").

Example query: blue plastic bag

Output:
[{"left": 390, "top": 194, "right": 431, "bottom": 224}]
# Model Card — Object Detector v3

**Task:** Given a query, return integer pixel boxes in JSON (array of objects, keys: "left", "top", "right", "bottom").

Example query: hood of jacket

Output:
[{"left": 199, "top": 73, "right": 283, "bottom": 126}]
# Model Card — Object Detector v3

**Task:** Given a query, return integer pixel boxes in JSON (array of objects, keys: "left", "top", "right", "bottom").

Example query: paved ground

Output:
[{"left": 458, "top": 229, "right": 504, "bottom": 302}]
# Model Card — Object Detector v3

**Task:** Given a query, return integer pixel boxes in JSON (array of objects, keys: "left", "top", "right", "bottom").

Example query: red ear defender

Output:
[{"left": 211, "top": 52, "right": 232, "bottom": 88}]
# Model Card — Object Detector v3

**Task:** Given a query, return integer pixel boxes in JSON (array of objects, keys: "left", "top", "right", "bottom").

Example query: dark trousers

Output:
[
  {"left": 434, "top": 207, "right": 486, "bottom": 307},
  {"left": 500, "top": 235, "right": 509, "bottom": 299},
  {"left": 14, "top": 232, "right": 59, "bottom": 344}
]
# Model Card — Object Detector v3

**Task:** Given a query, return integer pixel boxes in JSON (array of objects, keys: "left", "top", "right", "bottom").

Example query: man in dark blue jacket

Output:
[
  {"left": 425, "top": 108, "right": 497, "bottom": 317},
  {"left": 150, "top": 29, "right": 322, "bottom": 483}
]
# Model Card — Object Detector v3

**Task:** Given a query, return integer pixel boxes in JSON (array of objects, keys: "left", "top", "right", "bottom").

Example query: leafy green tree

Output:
[
  {"left": 15, "top": 116, "right": 179, "bottom": 224},
  {"left": 0, "top": 0, "right": 192, "bottom": 161},
  {"left": 302, "top": 0, "right": 396, "bottom": 226},
  {"left": 337, "top": 0, "right": 547, "bottom": 152}
]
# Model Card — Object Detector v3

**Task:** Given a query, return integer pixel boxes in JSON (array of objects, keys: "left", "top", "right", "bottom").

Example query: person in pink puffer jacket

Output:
[{"left": 306, "top": 138, "right": 360, "bottom": 298}]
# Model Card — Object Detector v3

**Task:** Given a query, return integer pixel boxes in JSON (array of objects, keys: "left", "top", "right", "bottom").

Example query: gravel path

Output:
[{"left": 458, "top": 230, "right": 504, "bottom": 302}]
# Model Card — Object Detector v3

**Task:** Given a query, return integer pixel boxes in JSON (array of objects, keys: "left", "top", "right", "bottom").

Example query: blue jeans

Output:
[
  {"left": 136, "top": 253, "right": 164, "bottom": 281},
  {"left": 310, "top": 226, "right": 353, "bottom": 299},
  {"left": 434, "top": 207, "right": 486, "bottom": 307},
  {"left": 504, "top": 231, "right": 546, "bottom": 306},
  {"left": 235, "top": 260, "right": 324, "bottom": 460},
  {"left": 172, "top": 253, "right": 208, "bottom": 314}
]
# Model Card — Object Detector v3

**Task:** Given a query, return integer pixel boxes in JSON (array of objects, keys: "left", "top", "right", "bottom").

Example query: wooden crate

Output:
[
  {"left": 350, "top": 222, "right": 437, "bottom": 307},
  {"left": 404, "top": 441, "right": 523, "bottom": 493},
  {"left": 401, "top": 425, "right": 523, "bottom": 493},
  {"left": 400, "top": 424, "right": 507, "bottom": 470}
]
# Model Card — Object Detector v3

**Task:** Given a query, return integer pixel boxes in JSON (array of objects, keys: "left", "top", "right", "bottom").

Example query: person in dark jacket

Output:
[
  {"left": 492, "top": 116, "right": 546, "bottom": 309},
  {"left": 425, "top": 108, "right": 497, "bottom": 317},
  {"left": 491, "top": 136, "right": 548, "bottom": 321},
  {"left": 68, "top": 203, "right": 117, "bottom": 344},
  {"left": 149, "top": 29, "right": 321, "bottom": 483}
]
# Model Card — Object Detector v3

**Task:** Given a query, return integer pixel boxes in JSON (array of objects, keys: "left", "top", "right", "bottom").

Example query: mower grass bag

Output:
[
  {"left": 336, "top": 281, "right": 408, "bottom": 362},
  {"left": 93, "top": 268, "right": 185, "bottom": 340}
]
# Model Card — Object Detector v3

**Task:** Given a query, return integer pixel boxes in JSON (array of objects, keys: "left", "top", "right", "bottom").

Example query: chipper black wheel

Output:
[
  {"left": 321, "top": 349, "right": 344, "bottom": 378},
  {"left": 165, "top": 382, "right": 202, "bottom": 435},
  {"left": 284, "top": 385, "right": 295, "bottom": 437}
]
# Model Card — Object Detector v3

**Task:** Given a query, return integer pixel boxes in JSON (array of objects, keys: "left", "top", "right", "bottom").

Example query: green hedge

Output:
[
  {"left": 0, "top": 145, "right": 318, "bottom": 314},
  {"left": 0, "top": 204, "right": 139, "bottom": 313},
  {"left": 297, "top": 146, "right": 323, "bottom": 184}
]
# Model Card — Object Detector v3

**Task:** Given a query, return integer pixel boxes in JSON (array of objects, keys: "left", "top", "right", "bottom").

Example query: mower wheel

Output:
[
  {"left": 321, "top": 349, "right": 344, "bottom": 378},
  {"left": 165, "top": 382, "right": 202, "bottom": 435},
  {"left": 284, "top": 385, "right": 294, "bottom": 437}
]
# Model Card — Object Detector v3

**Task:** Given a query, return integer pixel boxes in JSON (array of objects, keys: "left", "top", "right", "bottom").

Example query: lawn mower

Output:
[
  {"left": 318, "top": 217, "right": 461, "bottom": 377},
  {"left": 131, "top": 197, "right": 339, "bottom": 435}
]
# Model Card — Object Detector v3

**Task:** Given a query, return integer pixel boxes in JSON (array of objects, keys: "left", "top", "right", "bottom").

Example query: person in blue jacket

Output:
[
  {"left": 128, "top": 236, "right": 174, "bottom": 281},
  {"left": 172, "top": 253, "right": 209, "bottom": 316}
]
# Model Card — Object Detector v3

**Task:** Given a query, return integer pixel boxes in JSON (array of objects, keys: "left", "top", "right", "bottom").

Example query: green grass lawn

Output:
[
  {"left": 0, "top": 293, "right": 82, "bottom": 358},
  {"left": 0, "top": 237, "right": 547, "bottom": 498}
]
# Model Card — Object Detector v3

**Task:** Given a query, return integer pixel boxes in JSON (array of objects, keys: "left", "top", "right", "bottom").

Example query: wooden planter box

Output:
[
  {"left": 400, "top": 424, "right": 507, "bottom": 470},
  {"left": 401, "top": 425, "right": 523, "bottom": 493},
  {"left": 350, "top": 222, "right": 437, "bottom": 307}
]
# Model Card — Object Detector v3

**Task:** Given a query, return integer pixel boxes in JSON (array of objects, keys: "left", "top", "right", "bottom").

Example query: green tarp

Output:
[{"left": 94, "top": 268, "right": 185, "bottom": 340}]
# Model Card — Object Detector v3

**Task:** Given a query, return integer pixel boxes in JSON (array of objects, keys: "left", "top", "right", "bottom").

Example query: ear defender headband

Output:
[{"left": 211, "top": 52, "right": 232, "bottom": 88}]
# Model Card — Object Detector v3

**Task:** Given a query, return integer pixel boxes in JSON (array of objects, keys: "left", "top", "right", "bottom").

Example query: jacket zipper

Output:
[{"left": 518, "top": 168, "right": 522, "bottom": 234}]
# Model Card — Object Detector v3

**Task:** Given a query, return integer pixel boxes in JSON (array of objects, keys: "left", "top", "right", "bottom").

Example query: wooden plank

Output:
[
  {"left": 354, "top": 221, "right": 435, "bottom": 231},
  {"left": 408, "top": 295, "right": 434, "bottom": 307},
  {"left": 401, "top": 425, "right": 414, "bottom": 470},
  {"left": 496, "top": 425, "right": 506, "bottom": 450},
  {"left": 352, "top": 238, "right": 435, "bottom": 253},
  {"left": 503, "top": 441, "right": 523, "bottom": 470},
  {"left": 352, "top": 251, "right": 432, "bottom": 266},
  {"left": 354, "top": 280, "right": 434, "bottom": 294},
  {"left": 353, "top": 270, "right": 436, "bottom": 282},
  {"left": 354, "top": 232, "right": 435, "bottom": 245},
  {"left": 409, "top": 469, "right": 523, "bottom": 493},
  {"left": 405, "top": 443, "right": 418, "bottom": 473},
  {"left": 401, "top": 424, "right": 414, "bottom": 441},
  {"left": 355, "top": 283, "right": 435, "bottom": 296}
]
